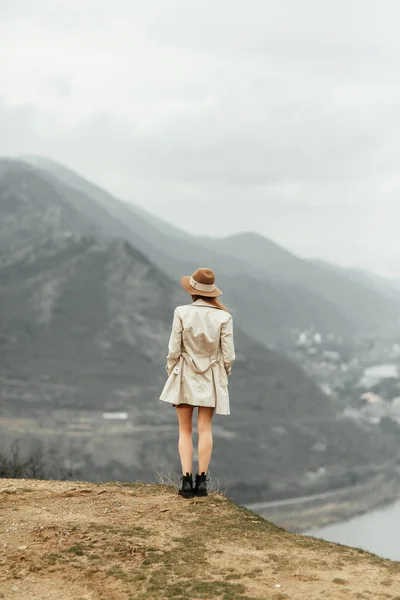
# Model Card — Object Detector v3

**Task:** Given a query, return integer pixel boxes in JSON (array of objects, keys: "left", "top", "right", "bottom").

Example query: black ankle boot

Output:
[
  {"left": 179, "top": 472, "right": 194, "bottom": 498},
  {"left": 194, "top": 472, "right": 208, "bottom": 497}
]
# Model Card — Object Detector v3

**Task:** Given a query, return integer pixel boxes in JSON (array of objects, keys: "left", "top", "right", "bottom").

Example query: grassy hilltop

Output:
[{"left": 0, "top": 479, "right": 399, "bottom": 600}]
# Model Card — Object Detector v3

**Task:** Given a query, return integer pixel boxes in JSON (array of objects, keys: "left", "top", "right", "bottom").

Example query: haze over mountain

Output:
[{"left": 1, "top": 157, "right": 398, "bottom": 502}]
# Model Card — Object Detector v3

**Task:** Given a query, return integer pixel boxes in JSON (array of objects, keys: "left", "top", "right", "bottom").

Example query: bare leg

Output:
[
  {"left": 176, "top": 405, "right": 194, "bottom": 474},
  {"left": 197, "top": 406, "right": 215, "bottom": 474}
]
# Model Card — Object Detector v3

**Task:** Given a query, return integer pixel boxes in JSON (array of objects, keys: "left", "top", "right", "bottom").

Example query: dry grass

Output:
[{"left": 0, "top": 478, "right": 399, "bottom": 600}]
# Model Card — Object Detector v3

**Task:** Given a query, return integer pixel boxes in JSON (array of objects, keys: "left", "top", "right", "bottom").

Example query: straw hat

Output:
[{"left": 180, "top": 267, "right": 223, "bottom": 297}]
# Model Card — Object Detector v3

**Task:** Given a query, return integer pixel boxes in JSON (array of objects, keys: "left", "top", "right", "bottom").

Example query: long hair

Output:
[{"left": 191, "top": 295, "right": 228, "bottom": 312}]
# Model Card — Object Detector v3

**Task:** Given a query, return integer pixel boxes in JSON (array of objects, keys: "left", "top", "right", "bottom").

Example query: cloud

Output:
[{"left": 2, "top": 0, "right": 400, "bottom": 274}]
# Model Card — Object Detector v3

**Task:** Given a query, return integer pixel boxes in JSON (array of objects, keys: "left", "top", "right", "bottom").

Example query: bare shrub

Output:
[{"left": 0, "top": 439, "right": 80, "bottom": 481}]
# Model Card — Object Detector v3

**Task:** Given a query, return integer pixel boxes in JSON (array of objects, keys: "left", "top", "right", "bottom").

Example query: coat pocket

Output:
[{"left": 168, "top": 356, "right": 182, "bottom": 376}]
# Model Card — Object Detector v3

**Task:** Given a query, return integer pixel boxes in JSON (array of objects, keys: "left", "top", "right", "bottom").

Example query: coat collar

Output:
[{"left": 191, "top": 299, "right": 219, "bottom": 309}]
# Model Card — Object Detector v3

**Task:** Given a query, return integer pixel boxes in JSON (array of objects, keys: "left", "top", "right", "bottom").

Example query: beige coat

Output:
[{"left": 159, "top": 299, "right": 235, "bottom": 415}]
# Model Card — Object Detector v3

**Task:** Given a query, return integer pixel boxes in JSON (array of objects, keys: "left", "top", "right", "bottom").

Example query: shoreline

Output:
[{"left": 245, "top": 468, "right": 400, "bottom": 532}]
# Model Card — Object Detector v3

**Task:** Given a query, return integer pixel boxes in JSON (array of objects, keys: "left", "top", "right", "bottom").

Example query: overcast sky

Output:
[{"left": 2, "top": 1, "right": 400, "bottom": 276}]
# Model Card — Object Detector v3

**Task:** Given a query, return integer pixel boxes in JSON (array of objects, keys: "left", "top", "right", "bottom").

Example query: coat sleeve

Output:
[
  {"left": 220, "top": 315, "right": 235, "bottom": 376},
  {"left": 166, "top": 308, "right": 183, "bottom": 375}
]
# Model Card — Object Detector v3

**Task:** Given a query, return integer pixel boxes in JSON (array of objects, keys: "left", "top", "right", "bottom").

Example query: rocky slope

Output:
[{"left": 1, "top": 478, "right": 399, "bottom": 600}]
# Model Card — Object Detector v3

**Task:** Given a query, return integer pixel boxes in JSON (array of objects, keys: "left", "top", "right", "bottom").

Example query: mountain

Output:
[
  {"left": 23, "top": 156, "right": 400, "bottom": 342},
  {"left": 19, "top": 157, "right": 375, "bottom": 344},
  {"left": 0, "top": 159, "right": 397, "bottom": 503},
  {"left": 0, "top": 159, "right": 96, "bottom": 254},
  {"left": 7, "top": 157, "right": 399, "bottom": 345},
  {"left": 311, "top": 260, "right": 400, "bottom": 303},
  {"left": 23, "top": 155, "right": 192, "bottom": 243},
  {"left": 206, "top": 232, "right": 400, "bottom": 334}
]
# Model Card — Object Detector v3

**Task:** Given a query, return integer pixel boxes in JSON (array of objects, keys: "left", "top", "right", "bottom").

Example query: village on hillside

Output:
[{"left": 293, "top": 328, "right": 400, "bottom": 427}]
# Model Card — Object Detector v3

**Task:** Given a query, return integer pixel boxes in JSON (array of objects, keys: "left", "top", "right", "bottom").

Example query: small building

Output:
[
  {"left": 322, "top": 350, "right": 341, "bottom": 362},
  {"left": 102, "top": 412, "right": 128, "bottom": 420},
  {"left": 360, "top": 392, "right": 383, "bottom": 405}
]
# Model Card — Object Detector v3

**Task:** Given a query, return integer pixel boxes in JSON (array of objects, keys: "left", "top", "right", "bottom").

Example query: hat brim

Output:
[{"left": 180, "top": 275, "right": 223, "bottom": 297}]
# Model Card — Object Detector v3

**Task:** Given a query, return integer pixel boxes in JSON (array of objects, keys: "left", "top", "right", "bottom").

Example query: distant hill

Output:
[
  {"left": 20, "top": 156, "right": 395, "bottom": 344},
  {"left": 0, "top": 158, "right": 397, "bottom": 502},
  {"left": 0, "top": 159, "right": 96, "bottom": 254},
  {"left": 311, "top": 259, "right": 400, "bottom": 303},
  {"left": 23, "top": 155, "right": 192, "bottom": 243},
  {"left": 206, "top": 232, "right": 400, "bottom": 334}
]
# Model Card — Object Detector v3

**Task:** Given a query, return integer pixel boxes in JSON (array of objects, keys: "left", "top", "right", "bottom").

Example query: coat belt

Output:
[{"left": 181, "top": 352, "right": 222, "bottom": 374}]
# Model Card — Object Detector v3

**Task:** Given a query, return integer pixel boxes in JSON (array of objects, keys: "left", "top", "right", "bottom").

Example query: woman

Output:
[{"left": 160, "top": 267, "right": 235, "bottom": 499}]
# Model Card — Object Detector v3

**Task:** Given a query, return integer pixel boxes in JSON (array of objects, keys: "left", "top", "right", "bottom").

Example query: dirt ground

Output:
[{"left": 0, "top": 478, "right": 399, "bottom": 600}]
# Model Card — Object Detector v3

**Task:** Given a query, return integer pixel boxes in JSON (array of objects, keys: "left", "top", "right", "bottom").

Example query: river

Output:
[{"left": 306, "top": 499, "right": 400, "bottom": 561}]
